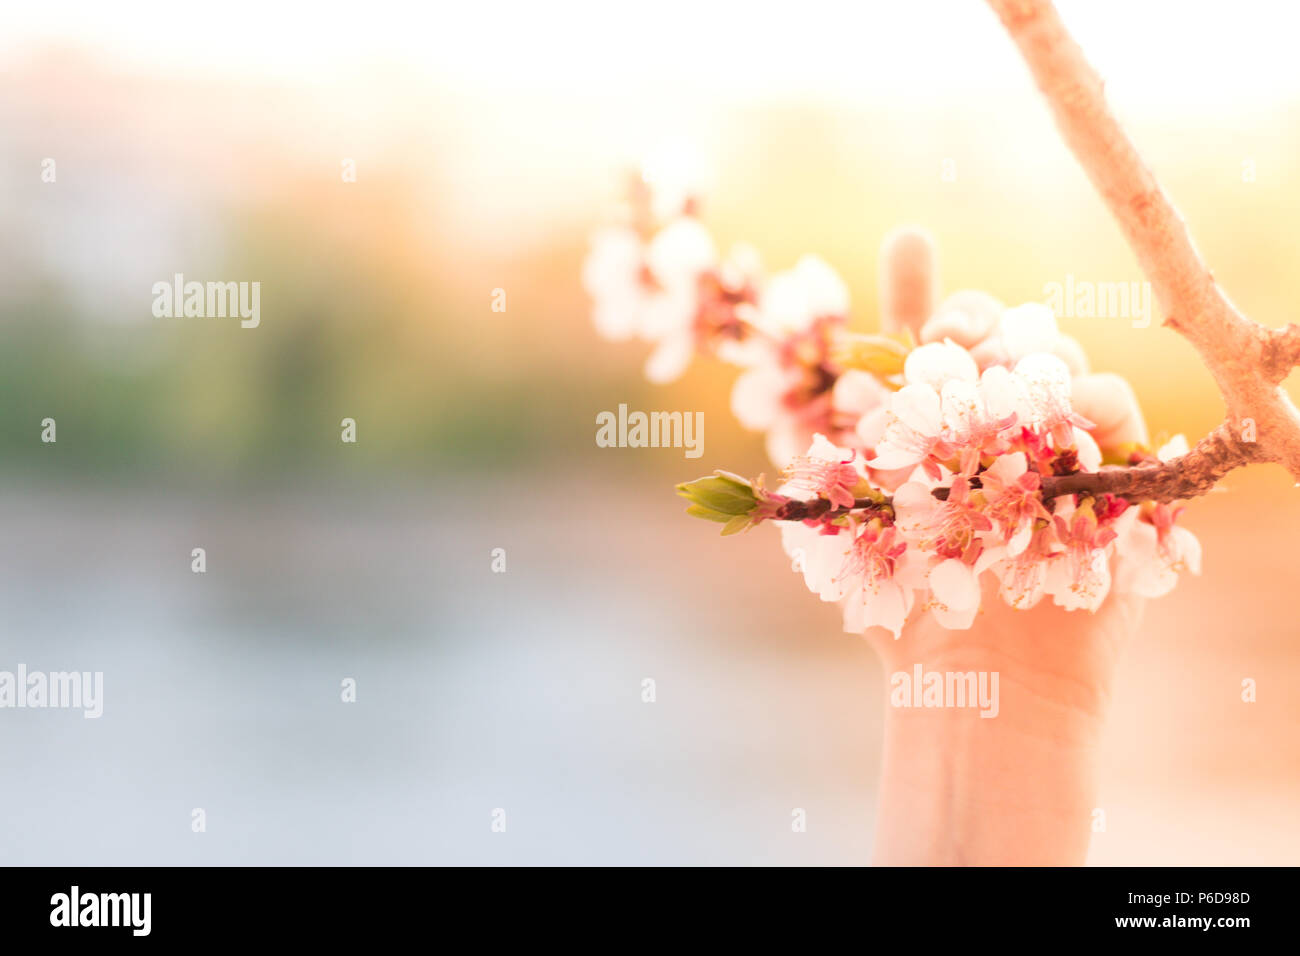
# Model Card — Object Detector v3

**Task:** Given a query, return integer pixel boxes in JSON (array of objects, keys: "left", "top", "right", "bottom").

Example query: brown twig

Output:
[
  {"left": 985, "top": 0, "right": 1300, "bottom": 498},
  {"left": 772, "top": 497, "right": 893, "bottom": 522}
]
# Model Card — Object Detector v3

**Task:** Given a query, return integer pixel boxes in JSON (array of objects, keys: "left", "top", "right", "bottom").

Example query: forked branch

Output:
[{"left": 986, "top": 0, "right": 1300, "bottom": 495}]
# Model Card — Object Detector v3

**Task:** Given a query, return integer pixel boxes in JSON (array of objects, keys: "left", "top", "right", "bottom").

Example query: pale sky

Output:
[{"left": 2, "top": 0, "right": 1298, "bottom": 109}]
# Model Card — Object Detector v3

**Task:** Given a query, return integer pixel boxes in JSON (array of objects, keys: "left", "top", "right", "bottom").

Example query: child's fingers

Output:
[{"left": 879, "top": 227, "right": 938, "bottom": 338}]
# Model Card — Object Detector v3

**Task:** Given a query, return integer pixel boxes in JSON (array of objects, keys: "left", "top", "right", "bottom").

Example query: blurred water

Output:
[
  {"left": 0, "top": 477, "right": 884, "bottom": 865},
  {"left": 3, "top": 472, "right": 1299, "bottom": 865}
]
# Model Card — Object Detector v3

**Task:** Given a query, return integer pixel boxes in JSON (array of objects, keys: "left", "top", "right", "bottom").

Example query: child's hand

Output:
[{"left": 869, "top": 229, "right": 1150, "bottom": 864}]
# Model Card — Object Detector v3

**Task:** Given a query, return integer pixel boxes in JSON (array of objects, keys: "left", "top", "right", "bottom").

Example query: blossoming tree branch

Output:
[{"left": 580, "top": 0, "right": 1285, "bottom": 639}]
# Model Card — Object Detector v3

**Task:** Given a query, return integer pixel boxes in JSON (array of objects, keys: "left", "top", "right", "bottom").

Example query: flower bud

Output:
[{"left": 675, "top": 471, "right": 761, "bottom": 534}]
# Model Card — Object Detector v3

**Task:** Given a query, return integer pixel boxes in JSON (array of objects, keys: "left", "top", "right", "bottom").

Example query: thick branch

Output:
[
  {"left": 1036, "top": 422, "right": 1263, "bottom": 503},
  {"left": 987, "top": 0, "right": 1300, "bottom": 482},
  {"left": 1263, "top": 324, "right": 1300, "bottom": 382},
  {"left": 927, "top": 422, "right": 1263, "bottom": 504}
]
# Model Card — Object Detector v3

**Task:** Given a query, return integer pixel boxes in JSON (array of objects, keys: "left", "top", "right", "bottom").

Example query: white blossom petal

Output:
[
  {"left": 904, "top": 340, "right": 980, "bottom": 390},
  {"left": 645, "top": 218, "right": 716, "bottom": 293},
  {"left": 1158, "top": 434, "right": 1191, "bottom": 462},
  {"left": 644, "top": 331, "right": 694, "bottom": 384},
  {"left": 998, "top": 303, "right": 1061, "bottom": 361}
]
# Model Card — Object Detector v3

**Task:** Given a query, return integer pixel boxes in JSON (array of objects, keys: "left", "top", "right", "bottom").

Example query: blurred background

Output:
[{"left": 0, "top": 0, "right": 1296, "bottom": 864}]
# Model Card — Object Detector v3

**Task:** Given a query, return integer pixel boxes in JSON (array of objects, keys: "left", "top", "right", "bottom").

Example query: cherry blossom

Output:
[
  {"left": 581, "top": 226, "right": 654, "bottom": 341},
  {"left": 994, "top": 524, "right": 1059, "bottom": 610},
  {"left": 1109, "top": 433, "right": 1201, "bottom": 598},
  {"left": 867, "top": 383, "right": 952, "bottom": 473},
  {"left": 780, "top": 433, "right": 865, "bottom": 510},
  {"left": 938, "top": 372, "right": 1018, "bottom": 475},
  {"left": 1013, "top": 353, "right": 1093, "bottom": 446},
  {"left": 1046, "top": 497, "right": 1117, "bottom": 612},
  {"left": 839, "top": 522, "right": 927, "bottom": 639},
  {"left": 902, "top": 340, "right": 979, "bottom": 391},
  {"left": 1113, "top": 501, "right": 1201, "bottom": 599},
  {"left": 780, "top": 513, "right": 926, "bottom": 640},
  {"left": 979, "top": 452, "right": 1051, "bottom": 556},
  {"left": 587, "top": 173, "right": 1203, "bottom": 637},
  {"left": 927, "top": 557, "right": 984, "bottom": 630},
  {"left": 752, "top": 255, "right": 849, "bottom": 338}
]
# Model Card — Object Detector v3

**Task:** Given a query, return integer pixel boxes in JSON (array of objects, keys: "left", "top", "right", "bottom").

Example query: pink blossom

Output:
[
  {"left": 919, "top": 291, "right": 1004, "bottom": 349},
  {"left": 754, "top": 255, "right": 849, "bottom": 337},
  {"left": 582, "top": 218, "right": 718, "bottom": 383},
  {"left": 868, "top": 383, "right": 955, "bottom": 473},
  {"left": 780, "top": 520, "right": 856, "bottom": 602},
  {"left": 979, "top": 452, "right": 1052, "bottom": 556},
  {"left": 893, "top": 476, "right": 993, "bottom": 562},
  {"left": 1046, "top": 498, "right": 1117, "bottom": 612},
  {"left": 1013, "top": 353, "right": 1094, "bottom": 446},
  {"left": 838, "top": 522, "right": 926, "bottom": 639},
  {"left": 585, "top": 203, "right": 1207, "bottom": 630},
  {"left": 939, "top": 369, "right": 1020, "bottom": 475},
  {"left": 730, "top": 357, "right": 798, "bottom": 432},
  {"left": 995, "top": 525, "right": 1060, "bottom": 610},
  {"left": 780, "top": 434, "right": 864, "bottom": 510},
  {"left": 926, "top": 556, "right": 983, "bottom": 630},
  {"left": 582, "top": 226, "right": 654, "bottom": 341},
  {"left": 994, "top": 303, "right": 1061, "bottom": 361},
  {"left": 1113, "top": 502, "right": 1201, "bottom": 598},
  {"left": 902, "top": 340, "right": 980, "bottom": 391}
]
